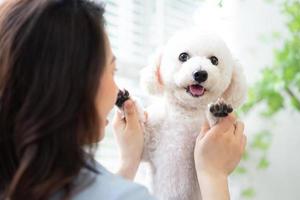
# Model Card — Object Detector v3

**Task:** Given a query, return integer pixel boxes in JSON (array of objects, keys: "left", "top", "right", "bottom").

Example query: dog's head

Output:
[{"left": 140, "top": 29, "right": 247, "bottom": 109}]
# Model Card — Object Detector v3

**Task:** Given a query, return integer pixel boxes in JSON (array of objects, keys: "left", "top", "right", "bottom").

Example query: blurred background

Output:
[{"left": 93, "top": 0, "right": 300, "bottom": 199}]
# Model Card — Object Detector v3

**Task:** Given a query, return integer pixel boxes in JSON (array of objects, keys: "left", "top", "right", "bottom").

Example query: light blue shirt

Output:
[{"left": 51, "top": 161, "right": 156, "bottom": 200}]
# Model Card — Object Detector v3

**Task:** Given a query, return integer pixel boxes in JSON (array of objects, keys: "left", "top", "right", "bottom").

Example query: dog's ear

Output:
[
  {"left": 140, "top": 48, "right": 164, "bottom": 96},
  {"left": 221, "top": 61, "right": 248, "bottom": 109}
]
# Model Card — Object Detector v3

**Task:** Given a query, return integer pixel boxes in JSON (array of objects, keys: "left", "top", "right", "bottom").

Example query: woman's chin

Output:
[
  {"left": 96, "top": 120, "right": 108, "bottom": 142},
  {"left": 97, "top": 128, "right": 105, "bottom": 142}
]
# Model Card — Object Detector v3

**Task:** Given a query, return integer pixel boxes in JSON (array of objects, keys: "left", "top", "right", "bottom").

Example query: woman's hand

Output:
[
  {"left": 194, "top": 113, "right": 246, "bottom": 200},
  {"left": 112, "top": 99, "right": 145, "bottom": 180}
]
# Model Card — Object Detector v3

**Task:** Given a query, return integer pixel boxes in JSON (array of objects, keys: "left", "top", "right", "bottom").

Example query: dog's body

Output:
[
  {"left": 143, "top": 98, "right": 204, "bottom": 200},
  {"left": 140, "top": 29, "right": 247, "bottom": 200}
]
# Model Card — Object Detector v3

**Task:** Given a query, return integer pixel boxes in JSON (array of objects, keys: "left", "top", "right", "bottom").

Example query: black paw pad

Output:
[
  {"left": 209, "top": 102, "right": 233, "bottom": 117},
  {"left": 115, "top": 89, "right": 130, "bottom": 108}
]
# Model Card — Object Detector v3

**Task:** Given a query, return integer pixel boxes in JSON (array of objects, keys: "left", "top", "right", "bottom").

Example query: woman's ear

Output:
[
  {"left": 222, "top": 61, "right": 248, "bottom": 109},
  {"left": 140, "top": 48, "right": 164, "bottom": 96}
]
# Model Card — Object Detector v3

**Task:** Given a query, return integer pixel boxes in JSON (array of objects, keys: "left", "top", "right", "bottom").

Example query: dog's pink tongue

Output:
[{"left": 190, "top": 85, "right": 205, "bottom": 96}]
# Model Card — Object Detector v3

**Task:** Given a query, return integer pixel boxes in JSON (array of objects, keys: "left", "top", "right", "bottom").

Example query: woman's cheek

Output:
[{"left": 113, "top": 83, "right": 119, "bottom": 104}]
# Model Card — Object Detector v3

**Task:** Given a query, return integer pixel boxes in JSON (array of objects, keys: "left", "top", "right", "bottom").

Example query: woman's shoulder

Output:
[{"left": 51, "top": 161, "right": 155, "bottom": 200}]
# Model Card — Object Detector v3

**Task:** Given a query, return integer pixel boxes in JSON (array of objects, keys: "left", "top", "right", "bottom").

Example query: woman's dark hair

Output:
[{"left": 0, "top": 0, "right": 106, "bottom": 199}]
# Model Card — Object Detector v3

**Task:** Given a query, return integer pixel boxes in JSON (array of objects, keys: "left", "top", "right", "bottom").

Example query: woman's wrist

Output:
[
  {"left": 117, "top": 158, "right": 140, "bottom": 180},
  {"left": 197, "top": 171, "right": 230, "bottom": 200}
]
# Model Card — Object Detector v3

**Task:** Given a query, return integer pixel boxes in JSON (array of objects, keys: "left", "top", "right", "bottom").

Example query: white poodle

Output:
[{"left": 139, "top": 29, "right": 247, "bottom": 200}]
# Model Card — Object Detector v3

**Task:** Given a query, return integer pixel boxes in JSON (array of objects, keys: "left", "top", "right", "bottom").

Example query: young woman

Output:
[{"left": 0, "top": 0, "right": 246, "bottom": 200}]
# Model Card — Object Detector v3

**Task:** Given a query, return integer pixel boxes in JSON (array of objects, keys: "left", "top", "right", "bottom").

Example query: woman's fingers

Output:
[
  {"left": 212, "top": 113, "right": 237, "bottom": 133},
  {"left": 112, "top": 109, "right": 125, "bottom": 131},
  {"left": 236, "top": 133, "right": 247, "bottom": 157},
  {"left": 241, "top": 134, "right": 247, "bottom": 153},
  {"left": 234, "top": 121, "right": 245, "bottom": 137},
  {"left": 124, "top": 100, "right": 140, "bottom": 130},
  {"left": 201, "top": 120, "right": 210, "bottom": 133},
  {"left": 233, "top": 120, "right": 246, "bottom": 153},
  {"left": 225, "top": 113, "right": 236, "bottom": 123},
  {"left": 113, "top": 99, "right": 142, "bottom": 134},
  {"left": 197, "top": 120, "right": 210, "bottom": 140}
]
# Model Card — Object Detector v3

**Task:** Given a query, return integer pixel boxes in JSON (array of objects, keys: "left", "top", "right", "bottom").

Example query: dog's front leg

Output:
[
  {"left": 141, "top": 122, "right": 160, "bottom": 163},
  {"left": 206, "top": 98, "right": 233, "bottom": 127}
]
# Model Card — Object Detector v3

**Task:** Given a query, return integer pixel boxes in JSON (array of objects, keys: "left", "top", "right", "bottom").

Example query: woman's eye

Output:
[
  {"left": 179, "top": 52, "right": 190, "bottom": 62},
  {"left": 113, "top": 68, "right": 118, "bottom": 75},
  {"left": 210, "top": 56, "right": 219, "bottom": 65}
]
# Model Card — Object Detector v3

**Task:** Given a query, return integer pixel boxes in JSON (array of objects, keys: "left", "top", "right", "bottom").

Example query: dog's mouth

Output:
[{"left": 185, "top": 84, "right": 206, "bottom": 97}]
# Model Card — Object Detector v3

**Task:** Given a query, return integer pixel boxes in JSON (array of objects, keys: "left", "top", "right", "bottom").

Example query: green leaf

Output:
[
  {"left": 251, "top": 130, "right": 272, "bottom": 151},
  {"left": 241, "top": 187, "right": 255, "bottom": 198},
  {"left": 257, "top": 156, "right": 270, "bottom": 169},
  {"left": 242, "top": 150, "right": 250, "bottom": 161},
  {"left": 272, "top": 31, "right": 281, "bottom": 40},
  {"left": 283, "top": 64, "right": 299, "bottom": 82},
  {"left": 291, "top": 96, "right": 300, "bottom": 111},
  {"left": 234, "top": 166, "right": 247, "bottom": 175},
  {"left": 261, "top": 92, "right": 284, "bottom": 117},
  {"left": 293, "top": 73, "right": 300, "bottom": 90},
  {"left": 240, "top": 88, "right": 262, "bottom": 114}
]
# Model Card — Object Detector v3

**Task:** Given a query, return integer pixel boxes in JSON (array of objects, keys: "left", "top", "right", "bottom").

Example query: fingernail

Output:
[{"left": 125, "top": 101, "right": 132, "bottom": 110}]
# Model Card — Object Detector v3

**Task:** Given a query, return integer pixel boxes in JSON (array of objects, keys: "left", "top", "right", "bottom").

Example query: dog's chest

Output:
[
  {"left": 152, "top": 111, "right": 206, "bottom": 163},
  {"left": 161, "top": 111, "right": 205, "bottom": 140}
]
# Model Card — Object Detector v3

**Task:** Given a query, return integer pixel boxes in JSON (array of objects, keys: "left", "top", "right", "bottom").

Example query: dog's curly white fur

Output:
[{"left": 140, "top": 29, "right": 247, "bottom": 200}]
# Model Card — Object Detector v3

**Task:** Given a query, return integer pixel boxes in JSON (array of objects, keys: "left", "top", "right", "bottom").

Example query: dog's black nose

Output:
[{"left": 193, "top": 70, "right": 208, "bottom": 83}]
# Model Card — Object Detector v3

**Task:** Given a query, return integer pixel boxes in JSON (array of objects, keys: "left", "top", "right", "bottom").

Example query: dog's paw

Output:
[
  {"left": 209, "top": 102, "right": 233, "bottom": 117},
  {"left": 115, "top": 89, "right": 130, "bottom": 108}
]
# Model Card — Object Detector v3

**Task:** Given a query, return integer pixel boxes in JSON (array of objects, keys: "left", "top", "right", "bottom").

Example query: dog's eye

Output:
[
  {"left": 210, "top": 56, "right": 219, "bottom": 65},
  {"left": 179, "top": 52, "right": 190, "bottom": 62}
]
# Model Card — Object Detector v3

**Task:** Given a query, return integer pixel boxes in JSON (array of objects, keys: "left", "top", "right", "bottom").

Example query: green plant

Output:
[
  {"left": 234, "top": 0, "right": 300, "bottom": 199},
  {"left": 242, "top": 0, "right": 300, "bottom": 116}
]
